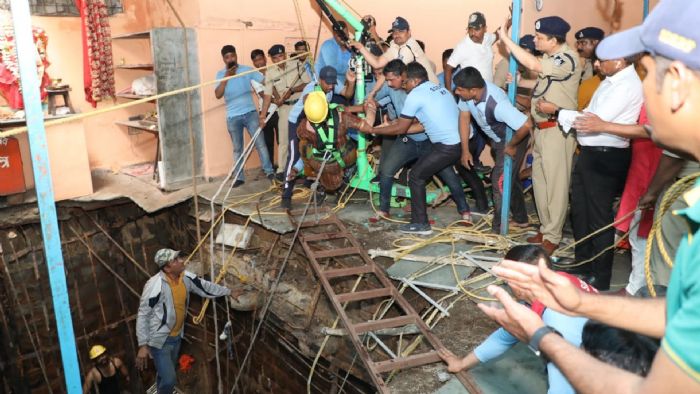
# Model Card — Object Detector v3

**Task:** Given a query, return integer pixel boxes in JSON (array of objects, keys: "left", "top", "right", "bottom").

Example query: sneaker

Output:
[
  {"left": 274, "top": 173, "right": 285, "bottom": 182},
  {"left": 233, "top": 180, "right": 245, "bottom": 188},
  {"left": 399, "top": 223, "right": 433, "bottom": 235},
  {"left": 459, "top": 212, "right": 473, "bottom": 226},
  {"left": 280, "top": 198, "right": 292, "bottom": 210}
]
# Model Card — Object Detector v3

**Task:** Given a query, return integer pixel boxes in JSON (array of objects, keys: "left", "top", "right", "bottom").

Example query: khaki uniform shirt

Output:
[
  {"left": 263, "top": 59, "right": 311, "bottom": 103},
  {"left": 580, "top": 59, "right": 594, "bottom": 82},
  {"left": 531, "top": 43, "right": 581, "bottom": 122}
]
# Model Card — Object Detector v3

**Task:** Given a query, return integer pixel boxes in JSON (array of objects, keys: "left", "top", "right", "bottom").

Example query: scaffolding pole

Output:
[
  {"left": 9, "top": 0, "right": 81, "bottom": 392},
  {"left": 501, "top": 0, "right": 522, "bottom": 235}
]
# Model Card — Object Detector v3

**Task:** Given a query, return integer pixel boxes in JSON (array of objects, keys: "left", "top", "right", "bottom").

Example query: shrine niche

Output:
[{"left": 0, "top": 10, "right": 51, "bottom": 111}]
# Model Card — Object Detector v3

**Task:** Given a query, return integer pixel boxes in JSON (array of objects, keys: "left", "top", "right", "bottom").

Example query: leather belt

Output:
[
  {"left": 283, "top": 99, "right": 298, "bottom": 106},
  {"left": 580, "top": 145, "right": 629, "bottom": 153},
  {"left": 536, "top": 120, "right": 558, "bottom": 129}
]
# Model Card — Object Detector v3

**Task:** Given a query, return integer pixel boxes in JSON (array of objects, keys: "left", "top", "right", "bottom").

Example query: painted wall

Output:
[{"left": 15, "top": 0, "right": 656, "bottom": 200}]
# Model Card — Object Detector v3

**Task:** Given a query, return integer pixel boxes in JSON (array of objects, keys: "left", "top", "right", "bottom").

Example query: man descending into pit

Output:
[
  {"left": 296, "top": 90, "right": 375, "bottom": 201},
  {"left": 82, "top": 345, "right": 130, "bottom": 394},
  {"left": 136, "top": 248, "right": 233, "bottom": 394}
]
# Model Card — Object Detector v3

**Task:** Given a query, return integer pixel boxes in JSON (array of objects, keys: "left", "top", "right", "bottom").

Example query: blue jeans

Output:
[
  {"left": 226, "top": 111, "right": 274, "bottom": 181},
  {"left": 149, "top": 336, "right": 181, "bottom": 394},
  {"left": 379, "top": 138, "right": 469, "bottom": 216}
]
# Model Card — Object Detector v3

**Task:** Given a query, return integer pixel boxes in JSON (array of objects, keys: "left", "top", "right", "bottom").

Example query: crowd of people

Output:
[{"left": 198, "top": 1, "right": 700, "bottom": 393}]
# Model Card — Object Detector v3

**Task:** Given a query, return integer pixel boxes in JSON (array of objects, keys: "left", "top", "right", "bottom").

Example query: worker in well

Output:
[
  {"left": 296, "top": 91, "right": 374, "bottom": 199},
  {"left": 82, "top": 345, "right": 129, "bottom": 394},
  {"left": 499, "top": 16, "right": 581, "bottom": 255},
  {"left": 136, "top": 248, "right": 234, "bottom": 394}
]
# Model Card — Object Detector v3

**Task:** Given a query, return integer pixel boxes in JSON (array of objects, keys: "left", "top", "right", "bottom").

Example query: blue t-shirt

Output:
[
  {"left": 375, "top": 83, "right": 427, "bottom": 142},
  {"left": 216, "top": 65, "right": 263, "bottom": 118},
  {"left": 400, "top": 81, "right": 460, "bottom": 145},
  {"left": 457, "top": 82, "right": 528, "bottom": 143},
  {"left": 315, "top": 39, "right": 351, "bottom": 86},
  {"left": 474, "top": 307, "right": 588, "bottom": 394}
]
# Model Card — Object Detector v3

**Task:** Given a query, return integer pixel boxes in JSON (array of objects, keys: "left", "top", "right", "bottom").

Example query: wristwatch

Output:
[{"left": 528, "top": 326, "right": 562, "bottom": 358}]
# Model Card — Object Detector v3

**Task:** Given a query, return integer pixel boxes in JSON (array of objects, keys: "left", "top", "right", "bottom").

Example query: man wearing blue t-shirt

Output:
[
  {"left": 363, "top": 62, "right": 468, "bottom": 235},
  {"left": 368, "top": 59, "right": 471, "bottom": 225},
  {"left": 454, "top": 67, "right": 532, "bottom": 233},
  {"left": 315, "top": 21, "right": 351, "bottom": 87},
  {"left": 215, "top": 45, "right": 274, "bottom": 187}
]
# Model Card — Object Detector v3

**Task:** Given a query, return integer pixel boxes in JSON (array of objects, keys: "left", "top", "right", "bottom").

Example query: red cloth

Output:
[
  {"left": 76, "top": 0, "right": 115, "bottom": 107},
  {"left": 530, "top": 272, "right": 598, "bottom": 316},
  {"left": 614, "top": 107, "right": 662, "bottom": 238},
  {"left": 0, "top": 27, "right": 51, "bottom": 109}
]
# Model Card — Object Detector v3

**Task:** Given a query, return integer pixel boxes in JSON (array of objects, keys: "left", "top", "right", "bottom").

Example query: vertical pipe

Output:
[
  {"left": 501, "top": 0, "right": 522, "bottom": 235},
  {"left": 643, "top": 0, "right": 650, "bottom": 19},
  {"left": 8, "top": 1, "right": 81, "bottom": 392}
]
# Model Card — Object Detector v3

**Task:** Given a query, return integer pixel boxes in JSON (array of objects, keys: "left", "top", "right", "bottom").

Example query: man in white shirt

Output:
[
  {"left": 350, "top": 16, "right": 438, "bottom": 84},
  {"left": 553, "top": 52, "right": 643, "bottom": 290},
  {"left": 444, "top": 12, "right": 500, "bottom": 88}
]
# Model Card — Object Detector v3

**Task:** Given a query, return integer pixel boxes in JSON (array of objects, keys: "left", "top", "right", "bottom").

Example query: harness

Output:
[
  {"left": 309, "top": 103, "right": 347, "bottom": 168},
  {"left": 531, "top": 52, "right": 576, "bottom": 99}
]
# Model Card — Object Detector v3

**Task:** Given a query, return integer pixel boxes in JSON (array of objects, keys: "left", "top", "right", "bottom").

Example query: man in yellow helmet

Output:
[
  {"left": 82, "top": 344, "right": 129, "bottom": 394},
  {"left": 294, "top": 90, "right": 375, "bottom": 202}
]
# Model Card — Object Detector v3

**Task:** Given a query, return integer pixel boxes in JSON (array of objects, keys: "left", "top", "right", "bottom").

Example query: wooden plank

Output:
[
  {"left": 373, "top": 351, "right": 441, "bottom": 373},
  {"left": 352, "top": 316, "right": 415, "bottom": 334},
  {"left": 310, "top": 247, "right": 360, "bottom": 259},
  {"left": 336, "top": 288, "right": 391, "bottom": 303},
  {"left": 322, "top": 265, "right": 373, "bottom": 279}
]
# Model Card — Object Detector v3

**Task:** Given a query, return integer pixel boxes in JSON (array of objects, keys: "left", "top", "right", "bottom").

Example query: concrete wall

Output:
[{"left": 16, "top": 0, "right": 656, "bottom": 199}]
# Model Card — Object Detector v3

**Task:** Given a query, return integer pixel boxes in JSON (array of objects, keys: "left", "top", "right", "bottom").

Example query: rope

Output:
[
  {"left": 552, "top": 208, "right": 638, "bottom": 257},
  {"left": 0, "top": 52, "right": 311, "bottom": 139},
  {"left": 230, "top": 151, "right": 333, "bottom": 393},
  {"left": 644, "top": 172, "right": 700, "bottom": 297}
]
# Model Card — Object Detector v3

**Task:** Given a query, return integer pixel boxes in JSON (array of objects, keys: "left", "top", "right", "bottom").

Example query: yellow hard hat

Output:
[
  {"left": 89, "top": 345, "right": 107, "bottom": 360},
  {"left": 303, "top": 91, "right": 328, "bottom": 124}
]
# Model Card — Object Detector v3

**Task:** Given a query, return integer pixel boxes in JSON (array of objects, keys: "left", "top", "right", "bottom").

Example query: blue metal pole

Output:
[
  {"left": 9, "top": 1, "right": 81, "bottom": 392},
  {"left": 501, "top": 0, "right": 522, "bottom": 235},
  {"left": 643, "top": 0, "right": 650, "bottom": 19}
]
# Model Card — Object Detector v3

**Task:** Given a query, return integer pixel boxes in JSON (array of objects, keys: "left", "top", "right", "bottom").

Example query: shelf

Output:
[
  {"left": 115, "top": 64, "right": 154, "bottom": 70},
  {"left": 116, "top": 93, "right": 156, "bottom": 101},
  {"left": 115, "top": 119, "right": 159, "bottom": 134},
  {"left": 113, "top": 31, "right": 150, "bottom": 40}
]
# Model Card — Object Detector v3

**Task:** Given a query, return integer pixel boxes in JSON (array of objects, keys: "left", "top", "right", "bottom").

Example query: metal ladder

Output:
[{"left": 291, "top": 209, "right": 482, "bottom": 393}]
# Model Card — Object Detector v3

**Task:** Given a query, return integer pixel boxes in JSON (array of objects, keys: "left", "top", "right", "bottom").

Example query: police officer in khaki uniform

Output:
[
  {"left": 260, "top": 44, "right": 311, "bottom": 179},
  {"left": 499, "top": 16, "right": 581, "bottom": 254},
  {"left": 575, "top": 27, "right": 604, "bottom": 82}
]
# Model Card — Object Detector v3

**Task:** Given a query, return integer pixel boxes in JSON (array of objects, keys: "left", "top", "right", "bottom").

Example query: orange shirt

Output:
[
  {"left": 578, "top": 75, "right": 602, "bottom": 111},
  {"left": 167, "top": 274, "right": 186, "bottom": 336}
]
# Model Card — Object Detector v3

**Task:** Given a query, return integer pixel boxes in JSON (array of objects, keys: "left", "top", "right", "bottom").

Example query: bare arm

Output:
[
  {"left": 215, "top": 67, "right": 236, "bottom": 99},
  {"left": 540, "top": 333, "right": 700, "bottom": 394},
  {"left": 351, "top": 42, "right": 389, "bottom": 68},
  {"left": 370, "top": 117, "right": 414, "bottom": 135},
  {"left": 114, "top": 357, "right": 130, "bottom": 383},
  {"left": 576, "top": 292, "right": 666, "bottom": 338},
  {"left": 508, "top": 118, "right": 532, "bottom": 148},
  {"left": 444, "top": 65, "right": 455, "bottom": 93},
  {"left": 82, "top": 370, "right": 95, "bottom": 394},
  {"left": 437, "top": 348, "right": 481, "bottom": 373},
  {"left": 458, "top": 111, "right": 473, "bottom": 168},
  {"left": 639, "top": 154, "right": 686, "bottom": 209}
]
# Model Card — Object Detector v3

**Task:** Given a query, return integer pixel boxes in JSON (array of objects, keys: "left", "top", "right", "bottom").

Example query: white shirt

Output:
[
  {"left": 578, "top": 65, "right": 643, "bottom": 148},
  {"left": 447, "top": 32, "right": 497, "bottom": 82},
  {"left": 381, "top": 37, "right": 439, "bottom": 84}
]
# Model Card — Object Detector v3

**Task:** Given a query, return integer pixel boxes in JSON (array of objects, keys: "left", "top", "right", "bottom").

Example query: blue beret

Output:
[
  {"left": 575, "top": 27, "right": 605, "bottom": 41},
  {"left": 268, "top": 44, "right": 285, "bottom": 56},
  {"left": 535, "top": 16, "right": 571, "bottom": 37}
]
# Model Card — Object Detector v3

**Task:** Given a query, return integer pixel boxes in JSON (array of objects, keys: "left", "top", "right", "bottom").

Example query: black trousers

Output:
[
  {"left": 455, "top": 164, "right": 489, "bottom": 213},
  {"left": 263, "top": 112, "right": 279, "bottom": 168},
  {"left": 571, "top": 146, "right": 631, "bottom": 283},
  {"left": 409, "top": 142, "right": 461, "bottom": 225}
]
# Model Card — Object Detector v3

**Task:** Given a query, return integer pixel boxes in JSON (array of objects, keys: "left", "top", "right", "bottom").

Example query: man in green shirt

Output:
[{"left": 465, "top": 1, "right": 700, "bottom": 392}]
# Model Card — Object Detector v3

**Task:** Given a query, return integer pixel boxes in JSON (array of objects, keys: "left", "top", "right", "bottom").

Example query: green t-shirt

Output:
[{"left": 663, "top": 180, "right": 700, "bottom": 383}]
